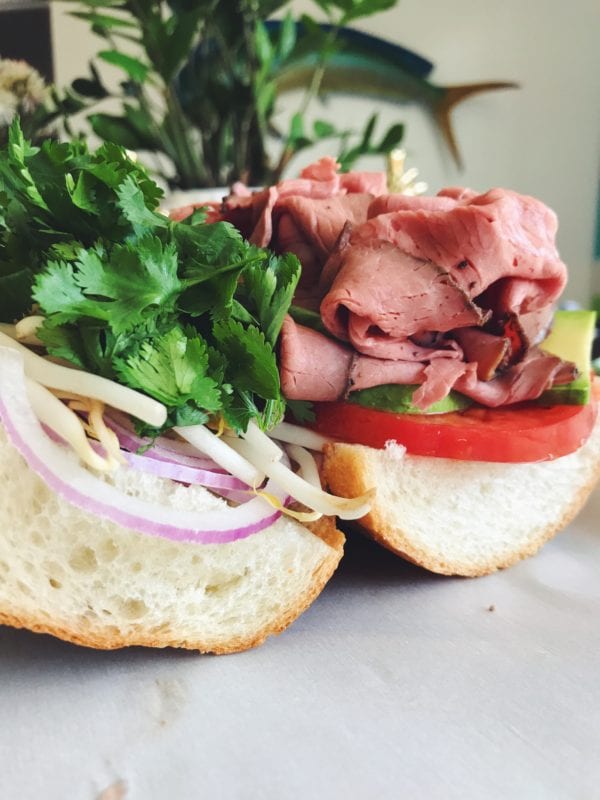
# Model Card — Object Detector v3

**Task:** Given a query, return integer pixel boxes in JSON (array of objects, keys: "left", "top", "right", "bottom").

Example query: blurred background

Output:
[{"left": 1, "top": 0, "right": 599, "bottom": 303}]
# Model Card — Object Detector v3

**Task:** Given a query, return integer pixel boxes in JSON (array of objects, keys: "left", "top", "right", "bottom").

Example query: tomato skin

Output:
[{"left": 311, "top": 400, "right": 598, "bottom": 463}]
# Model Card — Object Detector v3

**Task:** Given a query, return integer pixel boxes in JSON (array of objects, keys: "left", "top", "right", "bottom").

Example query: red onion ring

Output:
[
  {"left": 104, "top": 413, "right": 227, "bottom": 471},
  {"left": 44, "top": 423, "right": 254, "bottom": 504},
  {"left": 0, "top": 347, "right": 286, "bottom": 544},
  {"left": 118, "top": 449, "right": 250, "bottom": 491}
]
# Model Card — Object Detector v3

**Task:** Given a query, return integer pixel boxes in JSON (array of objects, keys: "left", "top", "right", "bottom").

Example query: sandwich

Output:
[
  {"left": 205, "top": 155, "right": 600, "bottom": 577},
  {"left": 0, "top": 120, "right": 372, "bottom": 653}
]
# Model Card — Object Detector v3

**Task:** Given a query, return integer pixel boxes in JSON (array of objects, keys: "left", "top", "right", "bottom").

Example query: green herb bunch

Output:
[
  {"left": 56, "top": 0, "right": 403, "bottom": 189},
  {"left": 0, "top": 118, "right": 299, "bottom": 433}
]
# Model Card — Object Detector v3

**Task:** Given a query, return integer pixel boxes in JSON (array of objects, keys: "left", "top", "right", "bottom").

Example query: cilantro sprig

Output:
[{"left": 1, "top": 118, "right": 300, "bottom": 433}]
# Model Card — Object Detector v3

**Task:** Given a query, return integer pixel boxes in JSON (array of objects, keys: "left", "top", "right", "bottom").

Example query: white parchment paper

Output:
[{"left": 1, "top": 490, "right": 599, "bottom": 800}]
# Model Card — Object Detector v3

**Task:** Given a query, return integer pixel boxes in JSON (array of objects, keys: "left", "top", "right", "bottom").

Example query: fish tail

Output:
[{"left": 435, "top": 82, "right": 519, "bottom": 169}]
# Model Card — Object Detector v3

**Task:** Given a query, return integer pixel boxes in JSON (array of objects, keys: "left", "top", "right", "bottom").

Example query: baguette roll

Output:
[
  {"left": 322, "top": 412, "right": 600, "bottom": 577},
  {"left": 0, "top": 424, "right": 344, "bottom": 653}
]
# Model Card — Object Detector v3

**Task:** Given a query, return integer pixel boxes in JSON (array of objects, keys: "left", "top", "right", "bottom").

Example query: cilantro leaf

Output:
[
  {"left": 67, "top": 170, "right": 100, "bottom": 215},
  {"left": 86, "top": 141, "right": 164, "bottom": 209},
  {"left": 286, "top": 399, "right": 316, "bottom": 424},
  {"left": 177, "top": 224, "right": 268, "bottom": 316},
  {"left": 1, "top": 120, "right": 299, "bottom": 433},
  {"left": 33, "top": 260, "right": 105, "bottom": 323},
  {"left": 39, "top": 318, "right": 135, "bottom": 378},
  {"left": 179, "top": 269, "right": 241, "bottom": 318},
  {"left": 177, "top": 221, "right": 265, "bottom": 283},
  {"left": 33, "top": 236, "right": 182, "bottom": 333},
  {"left": 236, "top": 251, "right": 301, "bottom": 344},
  {"left": 37, "top": 321, "right": 87, "bottom": 369},
  {"left": 212, "top": 318, "right": 280, "bottom": 399},
  {"left": 116, "top": 173, "right": 168, "bottom": 236},
  {"left": 3, "top": 118, "right": 49, "bottom": 211},
  {"left": 0, "top": 266, "right": 36, "bottom": 321},
  {"left": 114, "top": 326, "right": 221, "bottom": 413}
]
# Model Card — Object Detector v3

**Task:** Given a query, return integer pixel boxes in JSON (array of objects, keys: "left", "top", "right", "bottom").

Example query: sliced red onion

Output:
[
  {"left": 0, "top": 347, "right": 286, "bottom": 544},
  {"left": 104, "top": 412, "right": 227, "bottom": 472},
  {"left": 118, "top": 448, "right": 249, "bottom": 492},
  {"left": 45, "top": 423, "right": 253, "bottom": 504}
]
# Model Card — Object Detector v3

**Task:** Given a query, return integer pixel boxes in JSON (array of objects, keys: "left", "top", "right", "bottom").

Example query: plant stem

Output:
[
  {"left": 164, "top": 84, "right": 209, "bottom": 188},
  {"left": 272, "top": 15, "right": 345, "bottom": 182}
]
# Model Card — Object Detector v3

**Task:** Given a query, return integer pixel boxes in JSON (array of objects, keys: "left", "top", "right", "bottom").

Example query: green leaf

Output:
[
  {"left": 116, "top": 174, "right": 168, "bottom": 236},
  {"left": 33, "top": 238, "right": 182, "bottom": 334},
  {"left": 277, "top": 12, "right": 297, "bottom": 60},
  {"left": 72, "top": 77, "right": 110, "bottom": 100},
  {"left": 167, "top": 0, "right": 216, "bottom": 12},
  {"left": 6, "top": 118, "right": 49, "bottom": 211},
  {"left": 114, "top": 326, "right": 221, "bottom": 411},
  {"left": 359, "top": 112, "right": 377, "bottom": 149},
  {"left": 37, "top": 321, "right": 86, "bottom": 369},
  {"left": 256, "top": 81, "right": 276, "bottom": 121},
  {"left": 255, "top": 20, "right": 274, "bottom": 68},
  {"left": 49, "top": 240, "right": 86, "bottom": 261},
  {"left": 176, "top": 222, "right": 265, "bottom": 298},
  {"left": 179, "top": 270, "right": 240, "bottom": 317},
  {"left": 98, "top": 50, "right": 149, "bottom": 82},
  {"left": 33, "top": 260, "right": 106, "bottom": 324},
  {"left": 67, "top": 170, "right": 100, "bottom": 215},
  {"left": 337, "top": 114, "right": 404, "bottom": 171},
  {"left": 0, "top": 268, "right": 35, "bottom": 322},
  {"left": 313, "top": 119, "right": 337, "bottom": 138},
  {"left": 287, "top": 112, "right": 313, "bottom": 151},
  {"left": 71, "top": 11, "right": 138, "bottom": 30},
  {"left": 327, "top": 0, "right": 397, "bottom": 22},
  {"left": 88, "top": 112, "right": 143, "bottom": 150},
  {"left": 376, "top": 122, "right": 405, "bottom": 152},
  {"left": 89, "top": 141, "right": 163, "bottom": 209},
  {"left": 221, "top": 389, "right": 257, "bottom": 434},
  {"left": 158, "top": 8, "right": 211, "bottom": 82},
  {"left": 237, "top": 251, "right": 301, "bottom": 345},
  {"left": 213, "top": 319, "right": 280, "bottom": 399},
  {"left": 286, "top": 399, "right": 315, "bottom": 424}
]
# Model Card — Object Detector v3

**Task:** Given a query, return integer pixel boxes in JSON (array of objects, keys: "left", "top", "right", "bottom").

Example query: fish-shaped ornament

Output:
[{"left": 268, "top": 22, "right": 519, "bottom": 169}]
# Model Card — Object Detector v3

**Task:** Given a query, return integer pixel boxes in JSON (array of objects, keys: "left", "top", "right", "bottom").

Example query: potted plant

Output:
[{"left": 55, "top": 0, "right": 516, "bottom": 191}]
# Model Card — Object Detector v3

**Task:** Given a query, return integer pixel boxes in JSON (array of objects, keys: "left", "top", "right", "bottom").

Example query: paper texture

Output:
[{"left": 1, "top": 490, "right": 599, "bottom": 800}]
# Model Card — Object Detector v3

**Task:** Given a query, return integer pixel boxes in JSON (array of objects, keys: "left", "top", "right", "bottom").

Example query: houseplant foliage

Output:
[
  {"left": 55, "top": 0, "right": 411, "bottom": 188},
  {"left": 57, "top": 0, "right": 516, "bottom": 188}
]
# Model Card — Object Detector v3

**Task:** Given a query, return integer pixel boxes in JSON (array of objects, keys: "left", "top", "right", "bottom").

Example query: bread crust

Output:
[
  {"left": 0, "top": 419, "right": 344, "bottom": 654},
  {"left": 0, "top": 516, "right": 344, "bottom": 654},
  {"left": 322, "top": 418, "right": 600, "bottom": 577}
]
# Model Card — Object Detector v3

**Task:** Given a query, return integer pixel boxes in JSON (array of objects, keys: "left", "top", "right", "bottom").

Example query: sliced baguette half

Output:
[
  {"left": 0, "top": 424, "right": 344, "bottom": 653},
  {"left": 322, "top": 410, "right": 600, "bottom": 577}
]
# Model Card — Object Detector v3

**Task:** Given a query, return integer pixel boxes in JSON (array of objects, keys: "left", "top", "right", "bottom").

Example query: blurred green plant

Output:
[
  {"left": 56, "top": 0, "right": 406, "bottom": 188},
  {"left": 54, "top": 0, "right": 515, "bottom": 189}
]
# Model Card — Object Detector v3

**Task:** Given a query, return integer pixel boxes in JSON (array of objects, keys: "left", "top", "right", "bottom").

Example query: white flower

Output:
[
  {"left": 0, "top": 88, "right": 18, "bottom": 125},
  {"left": 0, "top": 59, "right": 48, "bottom": 123},
  {"left": 387, "top": 148, "right": 428, "bottom": 196}
]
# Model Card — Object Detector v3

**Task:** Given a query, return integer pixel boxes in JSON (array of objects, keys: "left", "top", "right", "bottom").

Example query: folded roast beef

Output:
[{"left": 173, "top": 158, "right": 575, "bottom": 409}]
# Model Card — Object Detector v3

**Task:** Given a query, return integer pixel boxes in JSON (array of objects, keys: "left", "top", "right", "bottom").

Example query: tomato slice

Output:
[{"left": 311, "top": 399, "right": 598, "bottom": 463}]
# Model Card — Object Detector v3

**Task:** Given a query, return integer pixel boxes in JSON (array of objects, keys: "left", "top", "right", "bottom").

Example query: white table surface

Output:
[{"left": 1, "top": 489, "right": 599, "bottom": 800}]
